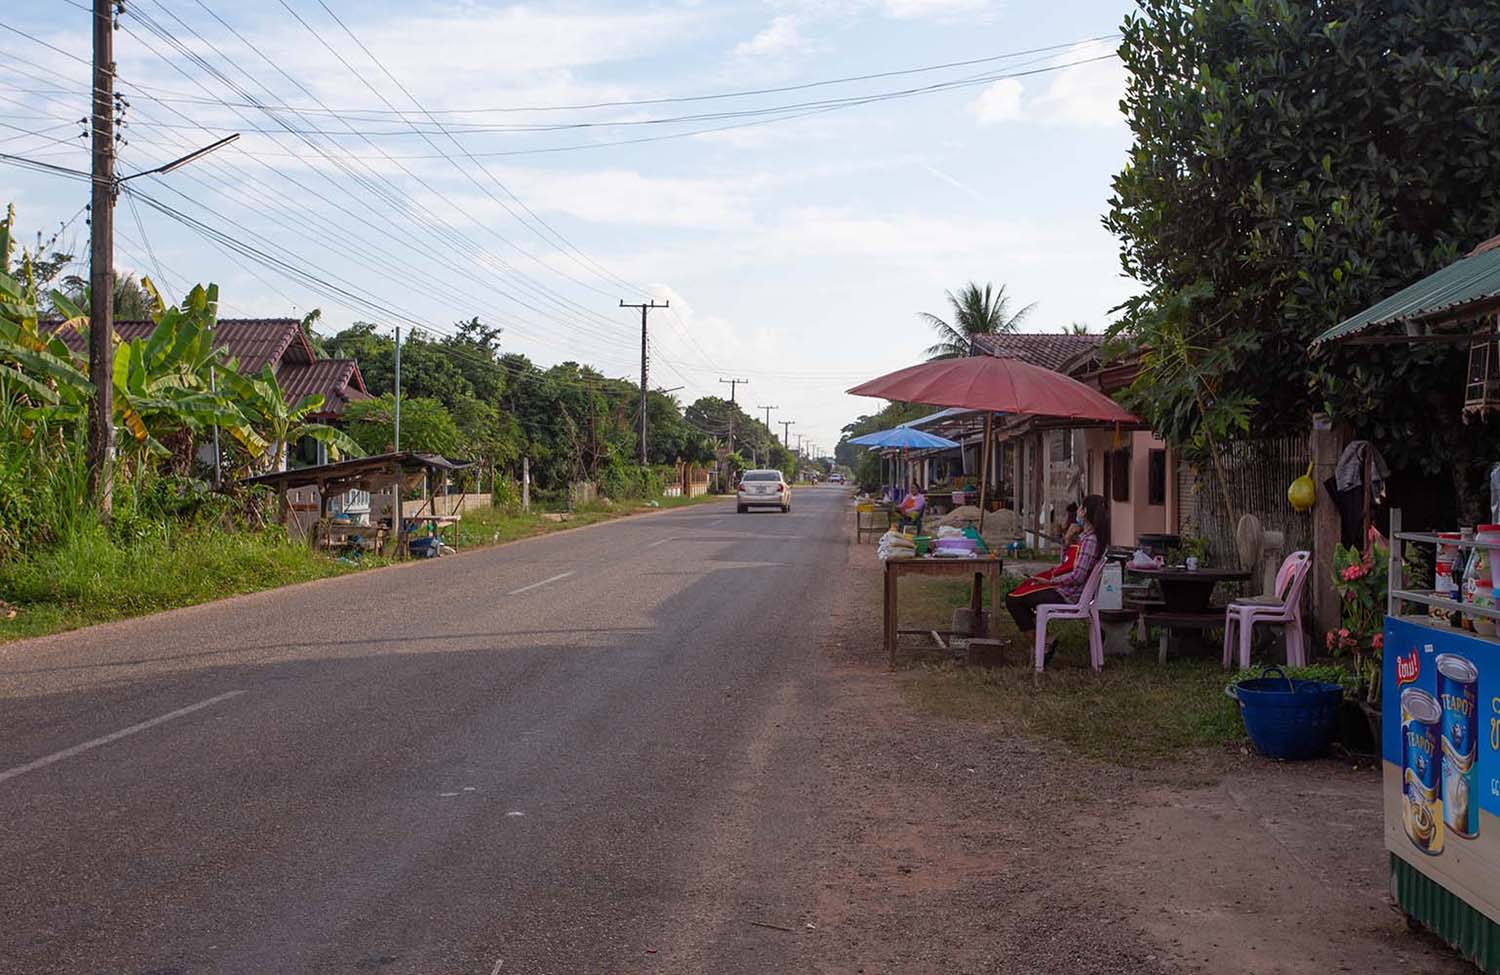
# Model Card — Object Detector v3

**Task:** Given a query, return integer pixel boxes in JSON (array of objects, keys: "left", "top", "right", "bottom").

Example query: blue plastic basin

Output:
[{"left": 1227, "top": 667, "right": 1344, "bottom": 760}]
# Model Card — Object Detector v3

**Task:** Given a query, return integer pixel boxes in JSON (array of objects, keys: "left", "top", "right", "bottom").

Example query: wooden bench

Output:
[{"left": 1141, "top": 608, "right": 1225, "bottom": 663}]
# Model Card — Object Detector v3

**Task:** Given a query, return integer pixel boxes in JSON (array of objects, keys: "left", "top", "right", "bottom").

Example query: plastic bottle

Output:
[
  {"left": 1453, "top": 528, "right": 1475, "bottom": 628},
  {"left": 1462, "top": 537, "right": 1481, "bottom": 631}
]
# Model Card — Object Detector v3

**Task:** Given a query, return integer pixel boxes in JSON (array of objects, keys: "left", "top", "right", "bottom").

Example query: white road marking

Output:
[
  {"left": 490, "top": 959, "right": 504, "bottom": 975},
  {"left": 506, "top": 571, "right": 575, "bottom": 596},
  {"left": 707, "top": 518, "right": 723, "bottom": 527},
  {"left": 506, "top": 810, "right": 526, "bottom": 817},
  {"left": 0, "top": 690, "right": 246, "bottom": 785},
  {"left": 645, "top": 537, "right": 672, "bottom": 549}
]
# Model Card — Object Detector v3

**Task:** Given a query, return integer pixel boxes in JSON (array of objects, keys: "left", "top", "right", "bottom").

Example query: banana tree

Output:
[
  {"left": 0, "top": 208, "right": 94, "bottom": 436},
  {"left": 50, "top": 281, "right": 264, "bottom": 461},
  {"left": 222, "top": 364, "right": 362, "bottom": 471}
]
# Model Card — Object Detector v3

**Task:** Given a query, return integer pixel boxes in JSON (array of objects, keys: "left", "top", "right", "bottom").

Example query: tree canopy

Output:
[{"left": 1105, "top": 0, "right": 1500, "bottom": 500}]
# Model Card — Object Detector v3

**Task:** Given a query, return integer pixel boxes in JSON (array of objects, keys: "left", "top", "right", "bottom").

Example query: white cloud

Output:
[
  {"left": 1029, "top": 42, "right": 1127, "bottom": 127},
  {"left": 966, "top": 43, "right": 1127, "bottom": 128},
  {"left": 880, "top": 0, "right": 997, "bottom": 20},
  {"left": 969, "top": 78, "right": 1024, "bottom": 124},
  {"left": 418, "top": 168, "right": 756, "bottom": 231},
  {"left": 733, "top": 15, "right": 812, "bottom": 59}
]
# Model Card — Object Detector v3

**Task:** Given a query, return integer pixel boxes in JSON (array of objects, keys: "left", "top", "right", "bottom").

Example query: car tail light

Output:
[
  {"left": 737, "top": 482, "right": 746, "bottom": 492},
  {"left": 776, "top": 483, "right": 785, "bottom": 492}
]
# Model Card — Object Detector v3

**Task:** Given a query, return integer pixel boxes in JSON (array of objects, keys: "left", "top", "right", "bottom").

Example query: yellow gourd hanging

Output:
[{"left": 1288, "top": 462, "right": 1316, "bottom": 512}]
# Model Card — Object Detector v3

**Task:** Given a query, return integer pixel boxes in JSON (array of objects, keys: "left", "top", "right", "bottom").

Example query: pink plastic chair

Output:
[
  {"left": 1034, "top": 558, "right": 1108, "bottom": 674},
  {"left": 1221, "top": 551, "right": 1312, "bottom": 669}
]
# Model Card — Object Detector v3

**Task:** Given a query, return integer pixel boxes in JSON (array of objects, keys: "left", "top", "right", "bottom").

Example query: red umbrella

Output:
[
  {"left": 846, "top": 356, "right": 1137, "bottom": 530},
  {"left": 845, "top": 355, "right": 1137, "bottom": 423}
]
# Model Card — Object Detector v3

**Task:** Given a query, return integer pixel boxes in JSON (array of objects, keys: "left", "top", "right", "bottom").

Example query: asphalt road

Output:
[{"left": 0, "top": 487, "right": 851, "bottom": 974}]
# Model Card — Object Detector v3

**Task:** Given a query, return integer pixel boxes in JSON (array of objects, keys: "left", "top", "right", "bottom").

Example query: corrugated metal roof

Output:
[
  {"left": 898, "top": 407, "right": 973, "bottom": 428},
  {"left": 971, "top": 332, "right": 1102, "bottom": 371},
  {"left": 1314, "top": 236, "right": 1500, "bottom": 345}
]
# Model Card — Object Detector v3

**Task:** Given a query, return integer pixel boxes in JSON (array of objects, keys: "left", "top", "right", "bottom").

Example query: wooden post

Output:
[
  {"left": 316, "top": 478, "right": 329, "bottom": 549},
  {"left": 1031, "top": 432, "right": 1045, "bottom": 548},
  {"left": 522, "top": 455, "right": 531, "bottom": 513},
  {"left": 885, "top": 562, "right": 899, "bottom": 668},
  {"left": 977, "top": 412, "right": 993, "bottom": 532},
  {"left": 1311, "top": 414, "right": 1342, "bottom": 639}
]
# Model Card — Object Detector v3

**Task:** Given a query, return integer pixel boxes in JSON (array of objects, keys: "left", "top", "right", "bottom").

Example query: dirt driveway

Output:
[{"left": 803, "top": 538, "right": 1471, "bottom": 974}]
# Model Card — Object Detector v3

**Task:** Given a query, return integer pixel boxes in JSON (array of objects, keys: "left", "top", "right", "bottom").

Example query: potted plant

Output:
[{"left": 1326, "top": 534, "right": 1389, "bottom": 747}]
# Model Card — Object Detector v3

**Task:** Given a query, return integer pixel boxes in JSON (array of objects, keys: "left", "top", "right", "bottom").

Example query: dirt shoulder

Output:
[{"left": 802, "top": 533, "right": 1469, "bottom": 974}]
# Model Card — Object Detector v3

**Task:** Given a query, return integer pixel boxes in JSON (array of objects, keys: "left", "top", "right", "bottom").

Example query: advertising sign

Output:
[{"left": 1383, "top": 617, "right": 1500, "bottom": 922}]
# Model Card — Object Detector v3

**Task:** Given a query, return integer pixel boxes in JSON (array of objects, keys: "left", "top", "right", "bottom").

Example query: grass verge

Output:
[
  {"left": 0, "top": 493, "right": 729, "bottom": 644},
  {"left": 888, "top": 574, "right": 1247, "bottom": 766}
]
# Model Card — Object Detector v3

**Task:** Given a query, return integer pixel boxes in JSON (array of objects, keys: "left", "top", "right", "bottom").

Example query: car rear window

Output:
[{"left": 744, "top": 471, "right": 780, "bottom": 481}]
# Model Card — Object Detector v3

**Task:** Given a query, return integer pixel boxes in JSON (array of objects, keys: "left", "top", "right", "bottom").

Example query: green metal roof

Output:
[{"left": 1313, "top": 238, "right": 1500, "bottom": 345}]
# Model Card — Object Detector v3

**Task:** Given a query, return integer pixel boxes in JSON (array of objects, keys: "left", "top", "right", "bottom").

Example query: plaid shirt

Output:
[{"left": 1053, "top": 529, "right": 1100, "bottom": 602}]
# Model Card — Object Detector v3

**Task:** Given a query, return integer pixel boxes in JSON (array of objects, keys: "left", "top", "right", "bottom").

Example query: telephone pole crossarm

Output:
[{"left": 620, "top": 299, "right": 668, "bottom": 466}]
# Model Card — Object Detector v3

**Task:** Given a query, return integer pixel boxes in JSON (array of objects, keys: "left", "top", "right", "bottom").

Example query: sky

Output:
[{"left": 1, "top": 0, "right": 1139, "bottom": 456}]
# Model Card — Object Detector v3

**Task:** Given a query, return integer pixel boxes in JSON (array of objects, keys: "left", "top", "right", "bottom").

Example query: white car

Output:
[{"left": 737, "top": 469, "right": 791, "bottom": 513}]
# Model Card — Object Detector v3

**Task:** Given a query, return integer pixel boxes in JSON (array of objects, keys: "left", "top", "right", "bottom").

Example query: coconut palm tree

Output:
[{"left": 920, "top": 282, "right": 1036, "bottom": 360}]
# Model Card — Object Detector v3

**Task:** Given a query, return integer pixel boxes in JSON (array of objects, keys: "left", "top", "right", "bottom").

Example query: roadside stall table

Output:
[
  {"left": 1126, "top": 565, "right": 1249, "bottom": 662},
  {"left": 884, "top": 555, "right": 1005, "bottom": 667},
  {"left": 855, "top": 501, "right": 894, "bottom": 542},
  {"left": 403, "top": 513, "right": 461, "bottom": 554}
]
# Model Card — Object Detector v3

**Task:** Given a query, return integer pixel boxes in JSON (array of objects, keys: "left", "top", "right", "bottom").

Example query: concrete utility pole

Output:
[
  {"left": 621, "top": 299, "right": 668, "bottom": 465},
  {"left": 757, "top": 404, "right": 778, "bottom": 439},
  {"left": 393, "top": 325, "right": 401, "bottom": 451},
  {"left": 718, "top": 377, "right": 748, "bottom": 455},
  {"left": 780, "top": 419, "right": 795, "bottom": 449},
  {"left": 87, "top": 0, "right": 116, "bottom": 515}
]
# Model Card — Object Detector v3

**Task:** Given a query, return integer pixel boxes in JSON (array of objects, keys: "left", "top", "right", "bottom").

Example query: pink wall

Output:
[{"left": 1081, "top": 429, "right": 1171, "bottom": 547}]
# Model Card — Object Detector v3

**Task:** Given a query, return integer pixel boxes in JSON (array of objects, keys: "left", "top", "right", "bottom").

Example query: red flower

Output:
[{"left": 1372, "top": 633, "right": 1384, "bottom": 652}]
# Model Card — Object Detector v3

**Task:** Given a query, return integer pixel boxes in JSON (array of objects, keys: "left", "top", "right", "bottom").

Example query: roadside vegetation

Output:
[{"left": 0, "top": 204, "right": 745, "bottom": 643}]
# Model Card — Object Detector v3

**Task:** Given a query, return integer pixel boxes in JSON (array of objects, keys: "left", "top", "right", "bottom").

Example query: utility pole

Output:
[
  {"left": 393, "top": 325, "right": 401, "bottom": 452},
  {"left": 621, "top": 298, "right": 668, "bottom": 465},
  {"left": 779, "top": 419, "right": 795, "bottom": 449},
  {"left": 718, "top": 377, "right": 748, "bottom": 455},
  {"left": 757, "top": 404, "right": 778, "bottom": 436},
  {"left": 87, "top": 0, "right": 116, "bottom": 515}
]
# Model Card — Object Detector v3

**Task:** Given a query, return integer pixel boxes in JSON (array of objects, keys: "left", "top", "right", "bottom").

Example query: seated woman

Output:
[
  {"left": 1006, "top": 494, "right": 1109, "bottom": 657},
  {"left": 895, "top": 483, "right": 926, "bottom": 532}
]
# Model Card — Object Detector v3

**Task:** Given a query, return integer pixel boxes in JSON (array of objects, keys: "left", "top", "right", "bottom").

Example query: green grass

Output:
[
  {"left": 904, "top": 656, "right": 1247, "bottom": 766},
  {"left": 889, "top": 575, "right": 1248, "bottom": 766},
  {"left": 0, "top": 524, "right": 358, "bottom": 642},
  {"left": 0, "top": 492, "right": 729, "bottom": 644}
]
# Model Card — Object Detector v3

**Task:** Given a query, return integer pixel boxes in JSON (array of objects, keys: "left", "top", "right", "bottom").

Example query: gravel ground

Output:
[{"left": 798, "top": 531, "right": 1472, "bottom": 974}]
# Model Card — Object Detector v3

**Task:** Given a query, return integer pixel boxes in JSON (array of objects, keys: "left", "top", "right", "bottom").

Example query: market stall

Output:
[
  {"left": 847, "top": 355, "right": 1138, "bottom": 666},
  {"left": 1309, "top": 235, "right": 1500, "bottom": 971},
  {"left": 1382, "top": 514, "right": 1500, "bottom": 972}
]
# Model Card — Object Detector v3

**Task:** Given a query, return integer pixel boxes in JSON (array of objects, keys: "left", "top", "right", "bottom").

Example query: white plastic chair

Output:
[
  {"left": 1221, "top": 551, "right": 1312, "bottom": 669},
  {"left": 1034, "top": 558, "right": 1108, "bottom": 674}
]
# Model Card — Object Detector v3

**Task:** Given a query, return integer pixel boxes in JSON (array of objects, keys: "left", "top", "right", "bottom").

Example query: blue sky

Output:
[{"left": 2, "top": 0, "right": 1138, "bottom": 453}]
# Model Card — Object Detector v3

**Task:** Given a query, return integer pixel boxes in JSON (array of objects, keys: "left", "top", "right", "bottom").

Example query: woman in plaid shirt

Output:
[{"left": 1006, "top": 495, "right": 1110, "bottom": 653}]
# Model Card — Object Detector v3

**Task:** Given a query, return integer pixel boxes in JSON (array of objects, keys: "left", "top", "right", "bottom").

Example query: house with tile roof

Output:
[
  {"left": 52, "top": 318, "right": 369, "bottom": 420},
  {"left": 897, "top": 332, "right": 1184, "bottom": 551}
]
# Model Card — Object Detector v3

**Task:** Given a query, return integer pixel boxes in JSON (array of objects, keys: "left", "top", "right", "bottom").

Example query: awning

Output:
[
  {"left": 241, "top": 451, "right": 470, "bottom": 491},
  {"left": 1313, "top": 236, "right": 1500, "bottom": 345}
]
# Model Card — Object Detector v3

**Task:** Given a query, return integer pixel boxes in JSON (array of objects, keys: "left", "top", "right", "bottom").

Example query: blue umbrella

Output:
[{"left": 848, "top": 427, "right": 960, "bottom": 449}]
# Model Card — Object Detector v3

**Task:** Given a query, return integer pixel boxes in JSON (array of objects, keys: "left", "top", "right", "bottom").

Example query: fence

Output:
[{"left": 1177, "top": 435, "right": 1312, "bottom": 568}]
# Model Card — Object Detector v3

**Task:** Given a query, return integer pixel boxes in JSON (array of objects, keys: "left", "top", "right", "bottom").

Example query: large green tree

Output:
[
  {"left": 1106, "top": 0, "right": 1500, "bottom": 510},
  {"left": 921, "top": 282, "right": 1035, "bottom": 360}
]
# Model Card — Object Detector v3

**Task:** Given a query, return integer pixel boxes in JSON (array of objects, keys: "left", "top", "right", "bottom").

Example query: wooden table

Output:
[
  {"left": 1127, "top": 566, "right": 1249, "bottom": 661},
  {"left": 319, "top": 521, "right": 388, "bottom": 552},
  {"left": 884, "top": 555, "right": 1005, "bottom": 667},
  {"left": 855, "top": 502, "right": 894, "bottom": 542},
  {"left": 402, "top": 514, "right": 461, "bottom": 555},
  {"left": 1126, "top": 566, "right": 1249, "bottom": 612}
]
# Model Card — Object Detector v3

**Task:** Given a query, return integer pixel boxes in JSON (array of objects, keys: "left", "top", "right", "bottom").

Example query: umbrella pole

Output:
[{"left": 978, "top": 412, "right": 993, "bottom": 533}]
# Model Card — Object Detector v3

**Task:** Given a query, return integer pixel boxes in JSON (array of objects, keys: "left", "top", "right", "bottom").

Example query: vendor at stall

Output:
[
  {"left": 1006, "top": 495, "right": 1108, "bottom": 657},
  {"left": 895, "top": 481, "right": 926, "bottom": 532}
]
